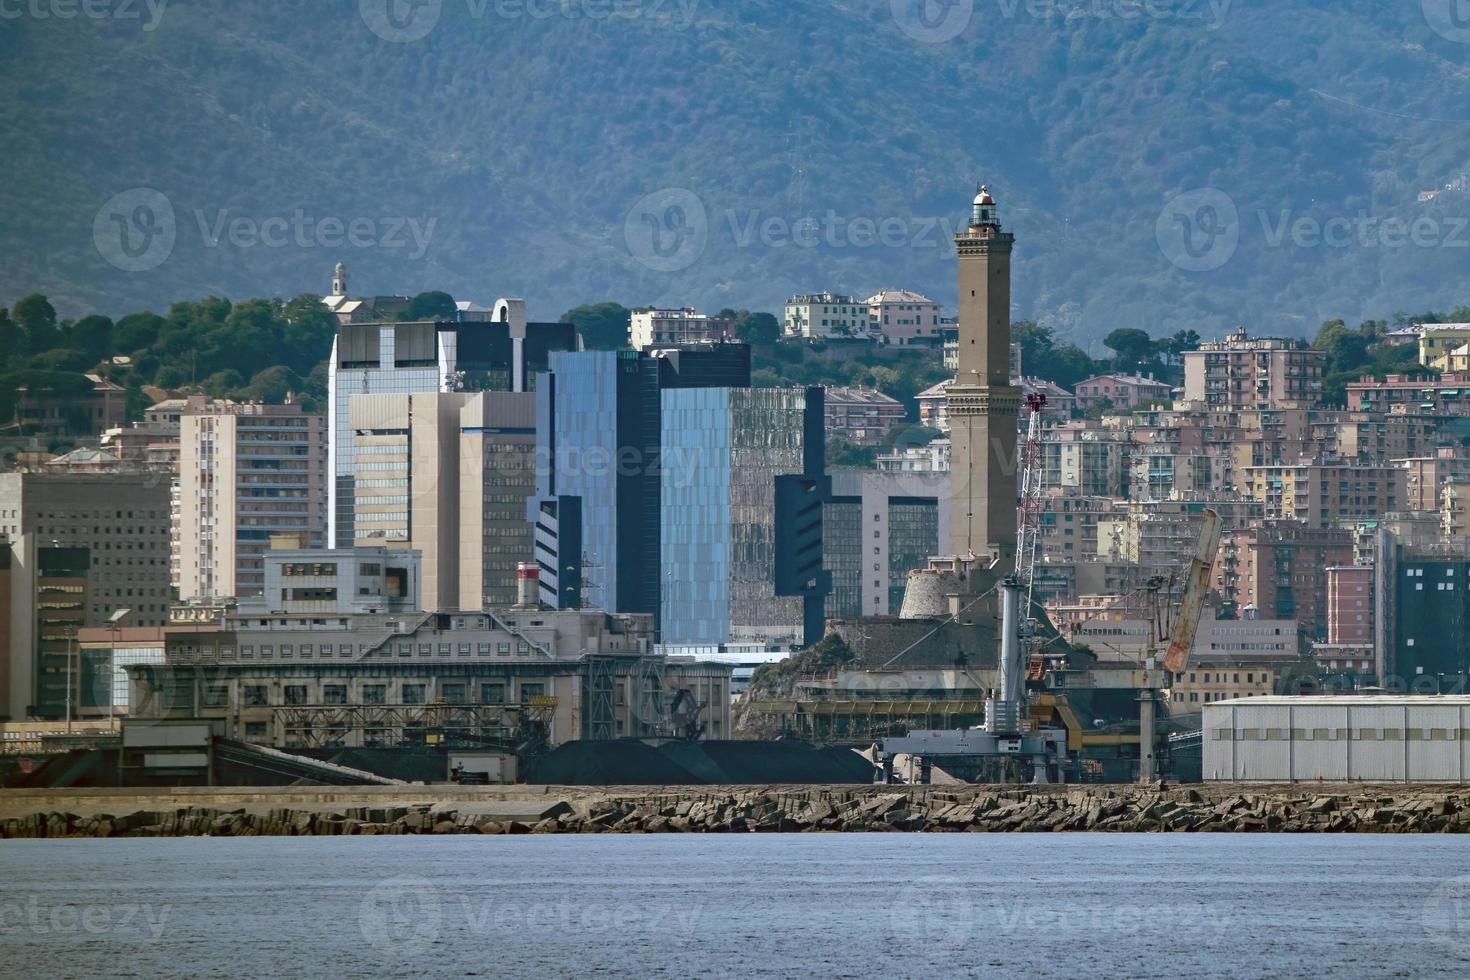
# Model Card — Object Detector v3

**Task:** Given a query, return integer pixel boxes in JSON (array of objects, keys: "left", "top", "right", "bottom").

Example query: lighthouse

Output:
[{"left": 946, "top": 184, "right": 1021, "bottom": 566}]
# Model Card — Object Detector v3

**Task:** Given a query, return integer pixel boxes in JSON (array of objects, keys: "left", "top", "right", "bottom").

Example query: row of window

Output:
[{"left": 228, "top": 681, "right": 543, "bottom": 707}]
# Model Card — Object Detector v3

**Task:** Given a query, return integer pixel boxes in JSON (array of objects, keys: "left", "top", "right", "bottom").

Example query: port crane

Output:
[
  {"left": 1135, "top": 508, "right": 1221, "bottom": 781},
  {"left": 875, "top": 388, "right": 1221, "bottom": 784}
]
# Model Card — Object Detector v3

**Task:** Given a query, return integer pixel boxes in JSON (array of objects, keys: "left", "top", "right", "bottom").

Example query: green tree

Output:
[
  {"left": 67, "top": 314, "right": 114, "bottom": 363},
  {"left": 404, "top": 290, "right": 457, "bottom": 321},
  {"left": 560, "top": 302, "right": 630, "bottom": 350},
  {"left": 279, "top": 294, "right": 337, "bottom": 376},
  {"left": 28, "top": 349, "right": 89, "bottom": 373},
  {"left": 1049, "top": 344, "right": 1099, "bottom": 389},
  {"left": 721, "top": 309, "right": 780, "bottom": 346},
  {"left": 1011, "top": 319, "right": 1055, "bottom": 369},
  {"left": 203, "top": 369, "right": 245, "bottom": 397},
  {"left": 241, "top": 366, "right": 299, "bottom": 403},
  {"left": 826, "top": 437, "right": 875, "bottom": 468},
  {"left": 13, "top": 294, "right": 59, "bottom": 352},
  {"left": 113, "top": 311, "right": 166, "bottom": 352},
  {"left": 1162, "top": 329, "right": 1201, "bottom": 364},
  {"left": 886, "top": 424, "right": 942, "bottom": 449},
  {"left": 1103, "top": 328, "right": 1155, "bottom": 371},
  {"left": 0, "top": 309, "right": 19, "bottom": 368}
]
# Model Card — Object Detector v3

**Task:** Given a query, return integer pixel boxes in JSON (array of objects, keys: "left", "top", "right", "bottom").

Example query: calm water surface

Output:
[{"left": 2, "top": 834, "right": 1468, "bottom": 978}]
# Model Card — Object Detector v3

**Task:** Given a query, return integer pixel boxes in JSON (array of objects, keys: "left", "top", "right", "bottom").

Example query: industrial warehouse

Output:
[{"left": 1204, "top": 695, "right": 1470, "bottom": 783}]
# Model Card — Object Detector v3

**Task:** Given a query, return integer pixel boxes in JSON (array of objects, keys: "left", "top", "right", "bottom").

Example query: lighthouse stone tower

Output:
[{"left": 947, "top": 185, "right": 1020, "bottom": 566}]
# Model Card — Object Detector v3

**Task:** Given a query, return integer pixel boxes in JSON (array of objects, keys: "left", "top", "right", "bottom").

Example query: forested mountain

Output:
[{"left": 6, "top": 1, "right": 1470, "bottom": 342}]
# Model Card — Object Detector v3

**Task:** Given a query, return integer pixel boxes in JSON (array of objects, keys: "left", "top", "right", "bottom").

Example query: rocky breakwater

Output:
[{"left": 4, "top": 786, "right": 1470, "bottom": 837}]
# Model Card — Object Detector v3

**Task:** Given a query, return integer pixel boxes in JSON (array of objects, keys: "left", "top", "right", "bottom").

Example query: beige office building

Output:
[{"left": 349, "top": 390, "right": 536, "bottom": 611}]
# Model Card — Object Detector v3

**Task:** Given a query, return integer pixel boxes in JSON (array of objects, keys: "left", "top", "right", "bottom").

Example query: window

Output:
[
  {"left": 284, "top": 685, "right": 308, "bottom": 706},
  {"left": 362, "top": 684, "right": 387, "bottom": 705},
  {"left": 244, "top": 722, "right": 267, "bottom": 739},
  {"left": 244, "top": 685, "right": 269, "bottom": 706},
  {"left": 162, "top": 676, "right": 194, "bottom": 711},
  {"left": 481, "top": 684, "right": 506, "bottom": 705},
  {"left": 520, "top": 683, "right": 545, "bottom": 703},
  {"left": 323, "top": 684, "right": 347, "bottom": 705},
  {"left": 402, "top": 684, "right": 426, "bottom": 705},
  {"left": 442, "top": 683, "right": 466, "bottom": 704},
  {"left": 203, "top": 685, "right": 229, "bottom": 708}
]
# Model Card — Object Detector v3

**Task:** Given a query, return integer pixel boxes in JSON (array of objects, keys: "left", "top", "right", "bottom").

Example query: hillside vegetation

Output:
[{"left": 7, "top": 2, "right": 1470, "bottom": 343}]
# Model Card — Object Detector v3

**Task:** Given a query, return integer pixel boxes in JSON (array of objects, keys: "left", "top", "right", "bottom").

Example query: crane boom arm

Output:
[{"left": 1162, "top": 508, "right": 1221, "bottom": 674}]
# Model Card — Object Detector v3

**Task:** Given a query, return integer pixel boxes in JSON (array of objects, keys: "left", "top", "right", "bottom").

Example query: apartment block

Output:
[
  {"left": 178, "top": 402, "right": 327, "bottom": 601},
  {"left": 1344, "top": 372, "right": 1470, "bottom": 417},
  {"left": 1073, "top": 373, "right": 1173, "bottom": 412},
  {"left": 867, "top": 290, "right": 943, "bottom": 347},
  {"left": 1398, "top": 446, "right": 1470, "bottom": 513},
  {"left": 1038, "top": 494, "right": 1116, "bottom": 561},
  {"left": 1182, "top": 328, "right": 1324, "bottom": 410},
  {"left": 1442, "top": 481, "right": 1470, "bottom": 539},
  {"left": 1418, "top": 323, "right": 1470, "bottom": 369},
  {"left": 1128, "top": 451, "right": 1230, "bottom": 501},
  {"left": 783, "top": 293, "right": 870, "bottom": 340},
  {"left": 823, "top": 387, "right": 905, "bottom": 446},
  {"left": 1216, "top": 521, "right": 1353, "bottom": 639},
  {"left": 1043, "top": 424, "right": 1131, "bottom": 498},
  {"left": 629, "top": 308, "right": 731, "bottom": 349},
  {"left": 1245, "top": 459, "right": 1404, "bottom": 529}
]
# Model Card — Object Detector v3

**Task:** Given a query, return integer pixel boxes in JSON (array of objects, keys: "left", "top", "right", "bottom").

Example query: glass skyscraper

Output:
[
  {"left": 532, "top": 345, "right": 815, "bottom": 643},
  {"left": 661, "top": 387, "right": 808, "bottom": 645}
]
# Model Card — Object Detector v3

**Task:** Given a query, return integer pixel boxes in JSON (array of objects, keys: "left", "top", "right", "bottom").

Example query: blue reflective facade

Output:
[
  {"left": 660, "top": 388, "right": 733, "bottom": 643},
  {"left": 661, "top": 388, "right": 809, "bottom": 645},
  {"left": 545, "top": 352, "right": 623, "bottom": 615}
]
